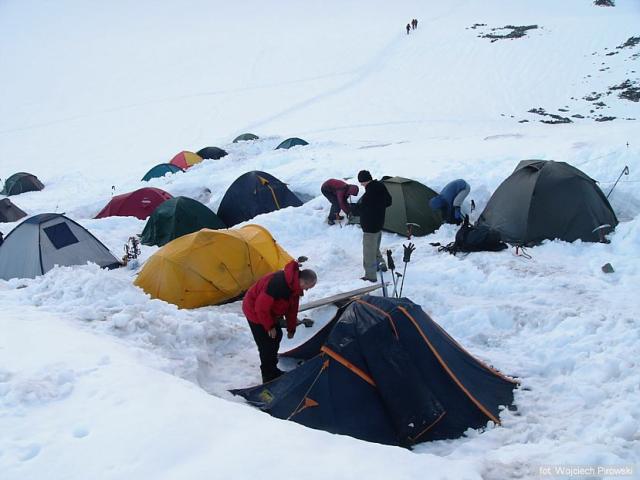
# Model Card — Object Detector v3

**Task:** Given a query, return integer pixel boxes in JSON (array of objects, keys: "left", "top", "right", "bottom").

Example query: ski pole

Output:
[
  {"left": 378, "top": 261, "right": 388, "bottom": 298},
  {"left": 399, "top": 242, "right": 416, "bottom": 297},
  {"left": 606, "top": 165, "right": 629, "bottom": 199},
  {"left": 386, "top": 249, "right": 398, "bottom": 297}
]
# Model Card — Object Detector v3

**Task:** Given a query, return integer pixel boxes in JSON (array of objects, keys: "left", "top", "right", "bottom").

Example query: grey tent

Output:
[
  {"left": 0, "top": 213, "right": 121, "bottom": 280},
  {"left": 477, "top": 160, "right": 618, "bottom": 245},
  {"left": 233, "top": 133, "right": 259, "bottom": 143},
  {"left": 0, "top": 199, "right": 27, "bottom": 223}
]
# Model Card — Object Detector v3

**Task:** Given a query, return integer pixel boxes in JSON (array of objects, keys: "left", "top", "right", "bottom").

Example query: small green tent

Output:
[
  {"left": 350, "top": 177, "right": 442, "bottom": 237},
  {"left": 275, "top": 137, "right": 308, "bottom": 150},
  {"left": 233, "top": 133, "right": 259, "bottom": 143},
  {"left": 1, "top": 172, "right": 44, "bottom": 196},
  {"left": 141, "top": 163, "right": 183, "bottom": 182},
  {"left": 140, "top": 196, "right": 226, "bottom": 247},
  {"left": 382, "top": 177, "right": 442, "bottom": 237}
]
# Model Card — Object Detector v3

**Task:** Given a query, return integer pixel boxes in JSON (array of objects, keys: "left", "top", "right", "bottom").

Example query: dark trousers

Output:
[
  {"left": 321, "top": 186, "right": 341, "bottom": 220},
  {"left": 248, "top": 320, "right": 283, "bottom": 383}
]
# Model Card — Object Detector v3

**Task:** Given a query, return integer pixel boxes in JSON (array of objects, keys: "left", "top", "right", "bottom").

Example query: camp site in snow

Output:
[{"left": 1, "top": 1, "right": 638, "bottom": 479}]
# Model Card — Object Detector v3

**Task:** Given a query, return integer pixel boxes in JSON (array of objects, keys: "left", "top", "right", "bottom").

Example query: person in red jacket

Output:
[
  {"left": 243, "top": 260, "right": 317, "bottom": 383},
  {"left": 321, "top": 179, "right": 359, "bottom": 225}
]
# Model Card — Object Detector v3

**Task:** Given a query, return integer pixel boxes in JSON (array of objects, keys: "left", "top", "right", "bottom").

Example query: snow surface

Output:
[{"left": 1, "top": 0, "right": 639, "bottom": 479}]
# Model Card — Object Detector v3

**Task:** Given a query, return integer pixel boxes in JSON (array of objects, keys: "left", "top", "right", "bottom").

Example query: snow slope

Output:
[{"left": 1, "top": 0, "right": 639, "bottom": 479}]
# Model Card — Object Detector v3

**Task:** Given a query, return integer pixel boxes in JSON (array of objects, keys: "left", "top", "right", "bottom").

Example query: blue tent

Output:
[
  {"left": 217, "top": 171, "right": 302, "bottom": 227},
  {"left": 275, "top": 137, "right": 308, "bottom": 150},
  {"left": 141, "top": 163, "right": 183, "bottom": 182},
  {"left": 232, "top": 296, "right": 517, "bottom": 446},
  {"left": 196, "top": 146, "right": 228, "bottom": 160}
]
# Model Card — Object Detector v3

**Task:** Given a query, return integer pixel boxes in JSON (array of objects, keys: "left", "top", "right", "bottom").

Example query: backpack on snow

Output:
[{"left": 438, "top": 216, "right": 508, "bottom": 255}]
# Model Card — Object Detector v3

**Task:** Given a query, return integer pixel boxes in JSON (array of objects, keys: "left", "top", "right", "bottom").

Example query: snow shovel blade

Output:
[{"left": 298, "top": 318, "right": 315, "bottom": 328}]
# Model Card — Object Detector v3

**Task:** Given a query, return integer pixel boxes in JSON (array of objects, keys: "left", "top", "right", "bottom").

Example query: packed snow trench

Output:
[{"left": 1, "top": 0, "right": 639, "bottom": 479}]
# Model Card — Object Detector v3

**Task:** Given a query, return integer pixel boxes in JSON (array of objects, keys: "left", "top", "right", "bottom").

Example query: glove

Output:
[
  {"left": 287, "top": 330, "right": 295, "bottom": 339},
  {"left": 403, "top": 242, "right": 416, "bottom": 263},
  {"left": 386, "top": 249, "right": 396, "bottom": 271}
]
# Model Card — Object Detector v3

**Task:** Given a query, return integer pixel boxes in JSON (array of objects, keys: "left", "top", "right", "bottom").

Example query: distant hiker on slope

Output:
[
  {"left": 406, "top": 23, "right": 411, "bottom": 35},
  {"left": 412, "top": 18, "right": 418, "bottom": 30},
  {"left": 321, "top": 179, "right": 359, "bottom": 225},
  {"left": 242, "top": 260, "right": 317, "bottom": 383},
  {"left": 350, "top": 170, "right": 392, "bottom": 282},
  {"left": 429, "top": 179, "right": 470, "bottom": 225}
]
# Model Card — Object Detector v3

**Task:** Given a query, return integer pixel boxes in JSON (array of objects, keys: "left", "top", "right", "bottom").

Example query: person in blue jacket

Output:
[{"left": 429, "top": 179, "right": 470, "bottom": 225}]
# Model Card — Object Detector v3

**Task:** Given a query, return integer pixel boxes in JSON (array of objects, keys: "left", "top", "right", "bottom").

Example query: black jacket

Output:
[{"left": 353, "top": 180, "right": 392, "bottom": 233}]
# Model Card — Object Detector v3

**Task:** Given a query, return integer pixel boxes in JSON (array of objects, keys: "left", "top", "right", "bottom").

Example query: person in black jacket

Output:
[{"left": 351, "top": 170, "right": 392, "bottom": 282}]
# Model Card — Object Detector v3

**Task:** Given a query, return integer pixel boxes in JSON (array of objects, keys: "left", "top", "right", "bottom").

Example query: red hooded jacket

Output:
[
  {"left": 321, "top": 179, "right": 358, "bottom": 215},
  {"left": 242, "top": 260, "right": 303, "bottom": 333}
]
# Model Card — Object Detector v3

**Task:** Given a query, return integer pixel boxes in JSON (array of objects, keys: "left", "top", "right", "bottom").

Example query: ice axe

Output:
[{"left": 406, "top": 223, "right": 420, "bottom": 240}]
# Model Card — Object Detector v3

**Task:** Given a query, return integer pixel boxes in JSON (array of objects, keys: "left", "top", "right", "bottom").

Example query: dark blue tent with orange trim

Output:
[
  {"left": 217, "top": 171, "right": 302, "bottom": 227},
  {"left": 231, "top": 296, "right": 517, "bottom": 447}
]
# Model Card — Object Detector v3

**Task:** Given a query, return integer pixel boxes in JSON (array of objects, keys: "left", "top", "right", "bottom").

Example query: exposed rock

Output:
[{"left": 480, "top": 25, "right": 538, "bottom": 42}]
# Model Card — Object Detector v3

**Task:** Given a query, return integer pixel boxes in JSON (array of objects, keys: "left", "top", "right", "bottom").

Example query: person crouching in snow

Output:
[
  {"left": 321, "top": 178, "right": 359, "bottom": 225},
  {"left": 429, "top": 179, "right": 470, "bottom": 225},
  {"left": 242, "top": 260, "right": 317, "bottom": 383}
]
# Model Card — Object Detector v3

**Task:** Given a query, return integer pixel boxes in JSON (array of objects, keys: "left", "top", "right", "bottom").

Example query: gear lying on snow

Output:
[
  {"left": 434, "top": 215, "right": 508, "bottom": 256},
  {"left": 232, "top": 295, "right": 518, "bottom": 447}
]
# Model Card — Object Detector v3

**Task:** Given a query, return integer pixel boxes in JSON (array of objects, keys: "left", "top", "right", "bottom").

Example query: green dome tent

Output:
[
  {"left": 477, "top": 160, "right": 618, "bottom": 245},
  {"left": 382, "top": 177, "right": 443, "bottom": 237},
  {"left": 350, "top": 177, "right": 442, "bottom": 237},
  {"left": 275, "top": 137, "right": 308, "bottom": 150},
  {"left": 1, "top": 172, "right": 44, "bottom": 196},
  {"left": 141, "top": 163, "right": 183, "bottom": 182},
  {"left": 140, "top": 196, "right": 226, "bottom": 247},
  {"left": 233, "top": 133, "right": 259, "bottom": 143}
]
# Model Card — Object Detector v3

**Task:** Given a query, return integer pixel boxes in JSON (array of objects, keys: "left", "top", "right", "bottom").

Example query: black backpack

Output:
[{"left": 438, "top": 216, "right": 507, "bottom": 255}]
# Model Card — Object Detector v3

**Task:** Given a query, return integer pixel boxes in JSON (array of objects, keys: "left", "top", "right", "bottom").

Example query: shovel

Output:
[{"left": 279, "top": 317, "right": 315, "bottom": 328}]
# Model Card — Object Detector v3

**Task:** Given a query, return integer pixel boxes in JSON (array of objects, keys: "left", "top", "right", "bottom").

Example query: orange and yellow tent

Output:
[
  {"left": 169, "top": 151, "right": 203, "bottom": 170},
  {"left": 134, "top": 225, "right": 292, "bottom": 308}
]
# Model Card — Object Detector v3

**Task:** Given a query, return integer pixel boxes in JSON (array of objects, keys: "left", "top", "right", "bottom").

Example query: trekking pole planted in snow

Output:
[
  {"left": 399, "top": 242, "right": 416, "bottom": 297},
  {"left": 378, "top": 260, "right": 389, "bottom": 298},
  {"left": 386, "top": 249, "right": 398, "bottom": 298},
  {"left": 606, "top": 165, "right": 629, "bottom": 199}
]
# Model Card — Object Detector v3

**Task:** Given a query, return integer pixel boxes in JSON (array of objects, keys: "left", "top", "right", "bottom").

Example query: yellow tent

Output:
[{"left": 134, "top": 224, "right": 293, "bottom": 308}]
